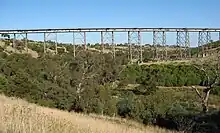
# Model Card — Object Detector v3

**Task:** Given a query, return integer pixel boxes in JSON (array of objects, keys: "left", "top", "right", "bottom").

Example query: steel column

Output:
[
  {"left": 218, "top": 32, "right": 220, "bottom": 71},
  {"left": 73, "top": 32, "right": 86, "bottom": 51},
  {"left": 101, "top": 31, "right": 104, "bottom": 52},
  {"left": 73, "top": 32, "right": 76, "bottom": 57},
  {"left": 206, "top": 31, "right": 211, "bottom": 55},
  {"left": 218, "top": 32, "right": 220, "bottom": 70},
  {"left": 44, "top": 33, "right": 46, "bottom": 53},
  {"left": 101, "top": 31, "right": 114, "bottom": 54},
  {"left": 198, "top": 31, "right": 211, "bottom": 57},
  {"left": 162, "top": 31, "right": 166, "bottom": 60},
  {"left": 219, "top": 32, "right": 220, "bottom": 40},
  {"left": 13, "top": 33, "right": 16, "bottom": 48},
  {"left": 112, "top": 31, "right": 115, "bottom": 58},
  {"left": 84, "top": 32, "right": 86, "bottom": 50},
  {"left": 185, "top": 32, "right": 190, "bottom": 57},
  {"left": 207, "top": 32, "right": 211, "bottom": 55},
  {"left": 177, "top": 31, "right": 182, "bottom": 58},
  {"left": 153, "top": 31, "right": 157, "bottom": 59},
  {"left": 198, "top": 31, "right": 204, "bottom": 57},
  {"left": 138, "top": 31, "right": 142, "bottom": 63},
  {"left": 128, "top": 31, "right": 132, "bottom": 61},
  {"left": 153, "top": 31, "right": 166, "bottom": 60},
  {"left": 127, "top": 31, "right": 141, "bottom": 62},
  {"left": 25, "top": 33, "right": 28, "bottom": 52},
  {"left": 176, "top": 31, "right": 190, "bottom": 59},
  {"left": 207, "top": 32, "right": 211, "bottom": 42},
  {"left": 55, "top": 33, "right": 58, "bottom": 54}
]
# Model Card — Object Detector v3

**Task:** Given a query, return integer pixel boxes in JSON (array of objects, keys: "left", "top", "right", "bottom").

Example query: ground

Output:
[{"left": 0, "top": 95, "right": 178, "bottom": 133}]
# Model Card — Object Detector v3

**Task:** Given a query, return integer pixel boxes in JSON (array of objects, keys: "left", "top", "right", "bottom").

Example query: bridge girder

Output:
[{"left": 1, "top": 28, "right": 220, "bottom": 34}]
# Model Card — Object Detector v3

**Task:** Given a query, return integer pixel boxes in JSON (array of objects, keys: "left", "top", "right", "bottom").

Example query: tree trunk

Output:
[
  {"left": 202, "top": 89, "right": 211, "bottom": 113},
  {"left": 202, "top": 102, "right": 208, "bottom": 113},
  {"left": 192, "top": 86, "right": 211, "bottom": 113}
]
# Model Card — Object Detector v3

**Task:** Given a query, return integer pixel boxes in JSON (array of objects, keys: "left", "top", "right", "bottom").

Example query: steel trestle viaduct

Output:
[{"left": 0, "top": 28, "right": 220, "bottom": 62}]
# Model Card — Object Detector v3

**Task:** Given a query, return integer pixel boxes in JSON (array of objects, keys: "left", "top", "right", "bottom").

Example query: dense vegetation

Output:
[
  {"left": 120, "top": 64, "right": 207, "bottom": 87},
  {"left": 0, "top": 40, "right": 220, "bottom": 132}
]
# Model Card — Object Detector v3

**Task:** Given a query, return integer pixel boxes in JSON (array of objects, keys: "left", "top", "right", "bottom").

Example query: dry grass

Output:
[
  {"left": 0, "top": 41, "right": 39, "bottom": 58},
  {"left": 0, "top": 95, "right": 178, "bottom": 133}
]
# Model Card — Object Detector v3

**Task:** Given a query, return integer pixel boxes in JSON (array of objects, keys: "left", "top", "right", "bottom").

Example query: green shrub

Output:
[
  {"left": 212, "top": 86, "right": 220, "bottom": 96},
  {"left": 0, "top": 75, "right": 8, "bottom": 92},
  {"left": 120, "top": 64, "right": 206, "bottom": 87}
]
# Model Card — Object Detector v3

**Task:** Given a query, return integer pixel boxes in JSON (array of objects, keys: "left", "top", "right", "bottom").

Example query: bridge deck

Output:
[{"left": 0, "top": 28, "right": 220, "bottom": 34}]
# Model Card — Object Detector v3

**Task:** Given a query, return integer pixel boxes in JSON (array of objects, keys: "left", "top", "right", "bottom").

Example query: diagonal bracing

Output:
[
  {"left": 198, "top": 31, "right": 211, "bottom": 57},
  {"left": 127, "top": 31, "right": 142, "bottom": 63},
  {"left": 153, "top": 31, "right": 166, "bottom": 60},
  {"left": 176, "top": 31, "right": 190, "bottom": 59},
  {"left": 101, "top": 31, "right": 115, "bottom": 58}
]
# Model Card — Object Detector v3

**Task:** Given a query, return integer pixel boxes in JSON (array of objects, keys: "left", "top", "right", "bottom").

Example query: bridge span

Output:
[
  {"left": 1, "top": 28, "right": 220, "bottom": 33},
  {"left": 0, "top": 27, "right": 220, "bottom": 62}
]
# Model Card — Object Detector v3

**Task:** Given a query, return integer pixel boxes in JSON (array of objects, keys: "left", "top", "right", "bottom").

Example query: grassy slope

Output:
[{"left": 0, "top": 95, "right": 178, "bottom": 133}]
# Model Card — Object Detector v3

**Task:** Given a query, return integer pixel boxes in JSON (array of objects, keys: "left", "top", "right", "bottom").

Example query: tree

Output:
[
  {"left": 1, "top": 34, "right": 10, "bottom": 39},
  {"left": 191, "top": 62, "right": 219, "bottom": 113}
]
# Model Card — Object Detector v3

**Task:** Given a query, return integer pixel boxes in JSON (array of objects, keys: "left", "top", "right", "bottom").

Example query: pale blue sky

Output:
[{"left": 0, "top": 0, "right": 220, "bottom": 46}]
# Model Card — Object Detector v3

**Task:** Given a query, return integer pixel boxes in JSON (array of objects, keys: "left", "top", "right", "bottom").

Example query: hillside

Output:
[
  {"left": 0, "top": 95, "right": 176, "bottom": 133},
  {"left": 0, "top": 38, "right": 220, "bottom": 132},
  {"left": 0, "top": 40, "right": 39, "bottom": 58}
]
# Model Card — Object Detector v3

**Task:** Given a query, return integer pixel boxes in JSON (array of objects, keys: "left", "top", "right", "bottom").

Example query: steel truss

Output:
[
  {"left": 218, "top": 32, "right": 220, "bottom": 70},
  {"left": 72, "top": 32, "right": 87, "bottom": 58},
  {"left": 153, "top": 31, "right": 166, "bottom": 60},
  {"left": 127, "top": 31, "right": 142, "bottom": 63},
  {"left": 1, "top": 27, "right": 220, "bottom": 62},
  {"left": 198, "top": 31, "right": 211, "bottom": 57},
  {"left": 219, "top": 32, "right": 220, "bottom": 40},
  {"left": 73, "top": 32, "right": 87, "bottom": 50},
  {"left": 13, "top": 33, "right": 28, "bottom": 52},
  {"left": 176, "top": 31, "right": 190, "bottom": 59},
  {"left": 101, "top": 31, "right": 115, "bottom": 58},
  {"left": 44, "top": 33, "right": 58, "bottom": 54}
]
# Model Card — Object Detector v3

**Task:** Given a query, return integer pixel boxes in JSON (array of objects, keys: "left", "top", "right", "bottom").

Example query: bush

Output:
[
  {"left": 116, "top": 99, "right": 132, "bottom": 118},
  {"left": 0, "top": 76, "right": 8, "bottom": 92},
  {"left": 212, "top": 86, "right": 220, "bottom": 96}
]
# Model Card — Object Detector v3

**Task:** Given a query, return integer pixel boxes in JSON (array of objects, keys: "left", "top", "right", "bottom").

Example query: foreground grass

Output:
[{"left": 0, "top": 95, "right": 177, "bottom": 133}]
